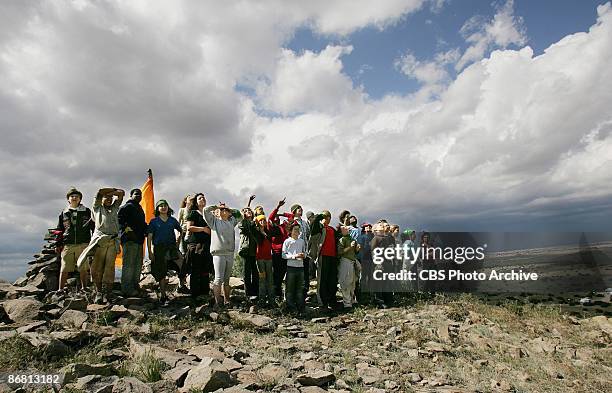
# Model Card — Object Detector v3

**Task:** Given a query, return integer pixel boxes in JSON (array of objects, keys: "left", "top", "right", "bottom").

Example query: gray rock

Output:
[
  {"left": 4, "top": 284, "right": 45, "bottom": 299},
  {"left": 75, "top": 375, "right": 119, "bottom": 393},
  {"left": 112, "top": 377, "right": 153, "bottom": 393},
  {"left": 223, "top": 357, "right": 244, "bottom": 372},
  {"left": 300, "top": 387, "right": 328, "bottom": 393},
  {"left": 188, "top": 344, "right": 225, "bottom": 361},
  {"left": 296, "top": 370, "right": 336, "bottom": 386},
  {"left": 57, "top": 309, "right": 88, "bottom": 328},
  {"left": 130, "top": 338, "right": 197, "bottom": 368},
  {"left": 2, "top": 298, "right": 43, "bottom": 322},
  {"left": 228, "top": 311, "right": 276, "bottom": 332},
  {"left": 258, "top": 364, "right": 287, "bottom": 384},
  {"left": 181, "top": 358, "right": 232, "bottom": 392},
  {"left": 20, "top": 332, "right": 69, "bottom": 358},
  {"left": 98, "top": 349, "right": 129, "bottom": 362},
  {"left": 406, "top": 372, "right": 422, "bottom": 383},
  {"left": 50, "top": 330, "right": 98, "bottom": 346},
  {"left": 62, "top": 363, "right": 116, "bottom": 383},
  {"left": 147, "top": 379, "right": 176, "bottom": 393},
  {"left": 109, "top": 305, "right": 129, "bottom": 318},
  {"left": 163, "top": 360, "right": 199, "bottom": 387},
  {"left": 59, "top": 297, "right": 88, "bottom": 311},
  {"left": 356, "top": 363, "right": 382, "bottom": 385},
  {"left": 16, "top": 320, "right": 47, "bottom": 333}
]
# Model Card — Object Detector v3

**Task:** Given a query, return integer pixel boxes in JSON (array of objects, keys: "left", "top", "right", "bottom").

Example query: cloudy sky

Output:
[{"left": 1, "top": 0, "right": 612, "bottom": 280}]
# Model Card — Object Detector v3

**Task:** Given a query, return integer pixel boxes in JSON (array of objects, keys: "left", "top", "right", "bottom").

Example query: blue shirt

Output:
[{"left": 148, "top": 216, "right": 181, "bottom": 246}]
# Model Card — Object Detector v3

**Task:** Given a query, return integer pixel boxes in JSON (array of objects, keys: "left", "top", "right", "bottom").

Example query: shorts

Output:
[
  {"left": 152, "top": 243, "right": 180, "bottom": 281},
  {"left": 61, "top": 243, "right": 88, "bottom": 273}
]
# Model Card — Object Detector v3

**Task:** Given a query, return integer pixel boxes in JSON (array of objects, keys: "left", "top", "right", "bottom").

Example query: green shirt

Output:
[{"left": 337, "top": 235, "right": 357, "bottom": 261}]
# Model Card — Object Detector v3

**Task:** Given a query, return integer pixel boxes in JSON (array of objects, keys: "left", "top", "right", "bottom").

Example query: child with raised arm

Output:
[{"left": 254, "top": 214, "right": 274, "bottom": 307}]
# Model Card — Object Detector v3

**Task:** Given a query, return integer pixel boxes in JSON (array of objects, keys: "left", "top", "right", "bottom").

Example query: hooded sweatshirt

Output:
[{"left": 202, "top": 206, "right": 242, "bottom": 256}]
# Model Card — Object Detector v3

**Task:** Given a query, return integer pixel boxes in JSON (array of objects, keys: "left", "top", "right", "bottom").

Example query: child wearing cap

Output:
[
  {"left": 57, "top": 187, "right": 94, "bottom": 291},
  {"left": 147, "top": 200, "right": 182, "bottom": 305},
  {"left": 202, "top": 202, "right": 242, "bottom": 308},
  {"left": 254, "top": 214, "right": 274, "bottom": 306},
  {"left": 282, "top": 222, "right": 306, "bottom": 314}
]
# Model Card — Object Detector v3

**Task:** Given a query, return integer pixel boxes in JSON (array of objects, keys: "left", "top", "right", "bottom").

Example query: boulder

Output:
[
  {"left": 147, "top": 380, "right": 177, "bottom": 393},
  {"left": 2, "top": 298, "right": 43, "bottom": 322},
  {"left": 87, "top": 304, "right": 109, "bottom": 312},
  {"left": 229, "top": 277, "right": 244, "bottom": 289},
  {"left": 62, "top": 363, "right": 116, "bottom": 383},
  {"left": 57, "top": 310, "right": 88, "bottom": 329},
  {"left": 406, "top": 372, "right": 422, "bottom": 383},
  {"left": 50, "top": 330, "right": 98, "bottom": 347},
  {"left": 235, "top": 370, "right": 260, "bottom": 389},
  {"left": 59, "top": 297, "right": 88, "bottom": 311},
  {"left": 181, "top": 358, "right": 232, "bottom": 392},
  {"left": 4, "top": 285, "right": 45, "bottom": 299},
  {"left": 187, "top": 344, "right": 225, "bottom": 361},
  {"left": 296, "top": 370, "right": 336, "bottom": 386},
  {"left": 163, "top": 360, "right": 199, "bottom": 387},
  {"left": 74, "top": 375, "right": 119, "bottom": 393},
  {"left": 300, "top": 387, "right": 328, "bottom": 393},
  {"left": 258, "top": 364, "right": 287, "bottom": 384},
  {"left": 130, "top": 338, "right": 196, "bottom": 368},
  {"left": 223, "top": 357, "right": 244, "bottom": 372},
  {"left": 356, "top": 363, "right": 383, "bottom": 385},
  {"left": 112, "top": 377, "right": 153, "bottom": 393},
  {"left": 16, "top": 320, "right": 47, "bottom": 333},
  {"left": 20, "top": 332, "right": 69, "bottom": 358},
  {"left": 228, "top": 311, "right": 276, "bottom": 332}
]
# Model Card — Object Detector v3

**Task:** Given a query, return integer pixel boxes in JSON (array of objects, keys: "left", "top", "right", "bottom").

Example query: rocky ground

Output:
[{"left": 0, "top": 278, "right": 611, "bottom": 393}]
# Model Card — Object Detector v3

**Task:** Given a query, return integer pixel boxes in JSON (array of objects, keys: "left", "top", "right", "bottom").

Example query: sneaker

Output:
[{"left": 94, "top": 293, "right": 104, "bottom": 305}]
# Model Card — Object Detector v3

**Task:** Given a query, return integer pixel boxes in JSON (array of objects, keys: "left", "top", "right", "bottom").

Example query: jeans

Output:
[
  {"left": 272, "top": 253, "right": 287, "bottom": 298},
  {"left": 242, "top": 255, "right": 259, "bottom": 297},
  {"left": 286, "top": 266, "right": 304, "bottom": 311},
  {"left": 212, "top": 254, "right": 234, "bottom": 286},
  {"left": 338, "top": 257, "right": 357, "bottom": 307},
  {"left": 303, "top": 257, "right": 310, "bottom": 301},
  {"left": 257, "top": 259, "right": 274, "bottom": 303},
  {"left": 121, "top": 241, "right": 143, "bottom": 295}
]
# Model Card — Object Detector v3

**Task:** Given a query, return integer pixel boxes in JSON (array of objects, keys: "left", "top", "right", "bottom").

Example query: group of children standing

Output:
[{"left": 56, "top": 186, "right": 418, "bottom": 313}]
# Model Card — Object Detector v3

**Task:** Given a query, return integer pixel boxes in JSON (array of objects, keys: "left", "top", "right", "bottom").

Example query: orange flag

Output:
[
  {"left": 115, "top": 169, "right": 155, "bottom": 267},
  {"left": 141, "top": 169, "right": 155, "bottom": 224}
]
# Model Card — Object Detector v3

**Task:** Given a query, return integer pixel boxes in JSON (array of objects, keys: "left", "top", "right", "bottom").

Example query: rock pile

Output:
[{"left": 13, "top": 229, "right": 63, "bottom": 292}]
